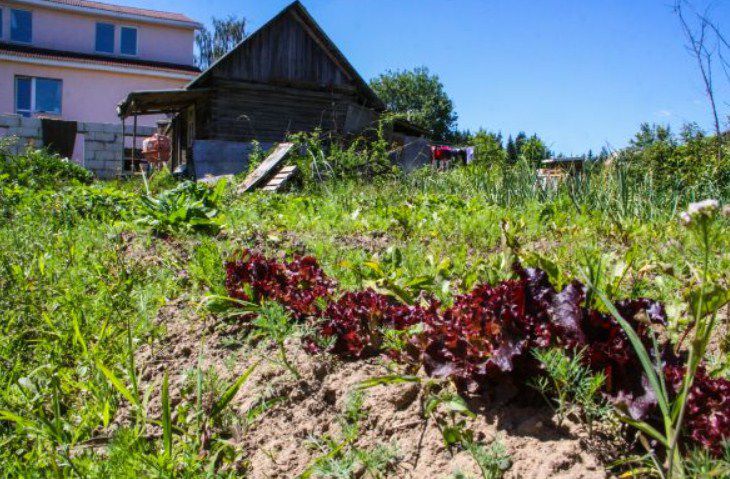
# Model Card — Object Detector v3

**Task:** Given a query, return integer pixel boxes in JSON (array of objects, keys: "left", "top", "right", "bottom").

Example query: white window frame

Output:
[
  {"left": 10, "top": 8, "right": 32, "bottom": 43},
  {"left": 119, "top": 25, "right": 138, "bottom": 56},
  {"left": 15, "top": 76, "right": 63, "bottom": 117},
  {"left": 95, "top": 22, "right": 115, "bottom": 54}
]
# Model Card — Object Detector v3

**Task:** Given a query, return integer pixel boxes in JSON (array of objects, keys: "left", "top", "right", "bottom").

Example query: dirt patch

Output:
[{"left": 120, "top": 299, "right": 613, "bottom": 478}]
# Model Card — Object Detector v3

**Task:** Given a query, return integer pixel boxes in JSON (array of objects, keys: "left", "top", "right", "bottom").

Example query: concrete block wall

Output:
[
  {"left": 0, "top": 115, "right": 43, "bottom": 155},
  {"left": 0, "top": 114, "right": 154, "bottom": 179}
]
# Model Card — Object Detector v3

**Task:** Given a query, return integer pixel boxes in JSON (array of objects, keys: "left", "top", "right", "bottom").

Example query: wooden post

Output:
[
  {"left": 121, "top": 116, "right": 126, "bottom": 175},
  {"left": 132, "top": 114, "right": 138, "bottom": 173}
]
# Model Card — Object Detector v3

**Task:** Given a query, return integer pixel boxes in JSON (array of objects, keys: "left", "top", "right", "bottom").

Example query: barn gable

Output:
[{"left": 188, "top": 1, "right": 384, "bottom": 110}]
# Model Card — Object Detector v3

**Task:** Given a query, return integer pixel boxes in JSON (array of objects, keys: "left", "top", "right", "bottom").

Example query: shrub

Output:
[
  {"left": 0, "top": 146, "right": 93, "bottom": 189},
  {"left": 50, "top": 184, "right": 138, "bottom": 223},
  {"left": 288, "top": 123, "right": 396, "bottom": 187}
]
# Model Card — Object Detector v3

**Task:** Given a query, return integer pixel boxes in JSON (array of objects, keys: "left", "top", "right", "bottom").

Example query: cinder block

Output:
[
  {"left": 103, "top": 160, "right": 123, "bottom": 170},
  {"left": 87, "top": 131, "right": 117, "bottom": 142},
  {"left": 22, "top": 117, "right": 42, "bottom": 129},
  {"left": 13, "top": 127, "right": 41, "bottom": 138},
  {"left": 0, "top": 115, "right": 21, "bottom": 128},
  {"left": 98, "top": 151, "right": 121, "bottom": 161}
]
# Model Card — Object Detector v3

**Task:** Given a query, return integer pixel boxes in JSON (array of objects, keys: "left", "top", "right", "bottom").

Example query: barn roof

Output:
[
  {"left": 187, "top": 1, "right": 385, "bottom": 110},
  {"left": 117, "top": 89, "right": 210, "bottom": 118}
]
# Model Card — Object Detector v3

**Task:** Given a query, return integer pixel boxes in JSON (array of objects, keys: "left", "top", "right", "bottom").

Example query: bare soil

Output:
[{"left": 119, "top": 298, "right": 616, "bottom": 478}]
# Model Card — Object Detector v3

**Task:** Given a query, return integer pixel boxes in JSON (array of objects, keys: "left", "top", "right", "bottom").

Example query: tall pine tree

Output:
[
  {"left": 506, "top": 135, "right": 518, "bottom": 164},
  {"left": 514, "top": 132, "right": 527, "bottom": 157}
]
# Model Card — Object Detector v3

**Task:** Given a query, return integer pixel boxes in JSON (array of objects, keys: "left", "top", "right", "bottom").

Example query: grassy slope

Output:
[{"left": 0, "top": 165, "right": 728, "bottom": 476}]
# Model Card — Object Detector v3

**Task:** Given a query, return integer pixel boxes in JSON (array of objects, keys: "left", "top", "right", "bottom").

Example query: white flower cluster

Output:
[{"left": 679, "top": 199, "right": 725, "bottom": 226}]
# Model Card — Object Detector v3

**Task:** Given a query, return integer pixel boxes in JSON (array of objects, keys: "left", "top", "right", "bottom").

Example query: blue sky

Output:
[{"left": 129, "top": 0, "right": 729, "bottom": 154}]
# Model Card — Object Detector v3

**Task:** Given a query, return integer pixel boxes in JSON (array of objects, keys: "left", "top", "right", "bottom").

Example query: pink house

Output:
[{"left": 0, "top": 0, "right": 201, "bottom": 126}]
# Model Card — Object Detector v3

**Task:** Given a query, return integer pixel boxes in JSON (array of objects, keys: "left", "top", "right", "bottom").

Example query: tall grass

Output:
[{"left": 403, "top": 161, "right": 729, "bottom": 220}]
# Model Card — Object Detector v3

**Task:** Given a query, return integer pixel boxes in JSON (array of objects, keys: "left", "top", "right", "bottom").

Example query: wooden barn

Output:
[{"left": 118, "top": 1, "right": 427, "bottom": 178}]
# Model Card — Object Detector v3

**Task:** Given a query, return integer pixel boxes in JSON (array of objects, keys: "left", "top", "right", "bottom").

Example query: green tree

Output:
[
  {"left": 514, "top": 132, "right": 528, "bottom": 157},
  {"left": 370, "top": 67, "right": 458, "bottom": 141},
  {"left": 520, "top": 135, "right": 549, "bottom": 166},
  {"left": 505, "top": 135, "right": 518, "bottom": 164},
  {"left": 630, "top": 123, "right": 674, "bottom": 149},
  {"left": 471, "top": 129, "right": 505, "bottom": 166},
  {"left": 195, "top": 16, "right": 247, "bottom": 70}
]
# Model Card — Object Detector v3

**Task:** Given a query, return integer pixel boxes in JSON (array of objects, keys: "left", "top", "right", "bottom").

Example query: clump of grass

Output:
[
  {"left": 530, "top": 348, "right": 611, "bottom": 435},
  {"left": 250, "top": 301, "right": 302, "bottom": 379}
]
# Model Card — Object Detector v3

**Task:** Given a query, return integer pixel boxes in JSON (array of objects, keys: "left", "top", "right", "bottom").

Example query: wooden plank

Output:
[
  {"left": 239, "top": 142, "right": 295, "bottom": 192},
  {"left": 261, "top": 164, "right": 299, "bottom": 192}
]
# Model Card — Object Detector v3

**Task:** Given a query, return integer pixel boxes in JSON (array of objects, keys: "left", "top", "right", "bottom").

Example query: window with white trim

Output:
[
  {"left": 15, "top": 76, "right": 63, "bottom": 117},
  {"left": 95, "top": 22, "right": 114, "bottom": 53},
  {"left": 120, "top": 26, "right": 138, "bottom": 55},
  {"left": 10, "top": 9, "right": 32, "bottom": 43}
]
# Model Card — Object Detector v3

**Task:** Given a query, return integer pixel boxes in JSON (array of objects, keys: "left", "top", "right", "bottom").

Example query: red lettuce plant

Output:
[
  {"left": 316, "top": 289, "right": 437, "bottom": 359},
  {"left": 413, "top": 279, "right": 552, "bottom": 387},
  {"left": 665, "top": 365, "right": 730, "bottom": 457},
  {"left": 519, "top": 267, "right": 668, "bottom": 419},
  {"left": 223, "top": 249, "right": 729, "bottom": 455},
  {"left": 225, "top": 249, "right": 334, "bottom": 320}
]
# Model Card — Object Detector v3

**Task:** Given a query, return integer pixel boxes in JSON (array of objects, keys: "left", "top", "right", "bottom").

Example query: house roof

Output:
[
  {"left": 13, "top": 0, "right": 201, "bottom": 27},
  {"left": 0, "top": 42, "right": 200, "bottom": 77},
  {"left": 187, "top": 1, "right": 385, "bottom": 110}
]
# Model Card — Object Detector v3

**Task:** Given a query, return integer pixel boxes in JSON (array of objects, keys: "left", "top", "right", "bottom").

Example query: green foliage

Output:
[
  {"left": 463, "top": 439, "right": 512, "bottom": 479},
  {"left": 50, "top": 184, "right": 138, "bottom": 224},
  {"left": 684, "top": 442, "right": 730, "bottom": 478},
  {"left": 370, "top": 66, "right": 457, "bottom": 141},
  {"left": 244, "top": 139, "right": 266, "bottom": 175},
  {"left": 250, "top": 301, "right": 301, "bottom": 379},
  {"left": 619, "top": 122, "right": 730, "bottom": 193},
  {"left": 0, "top": 134, "right": 727, "bottom": 478},
  {"left": 195, "top": 15, "right": 247, "bottom": 69},
  {"left": 0, "top": 145, "right": 93, "bottom": 190},
  {"left": 188, "top": 237, "right": 226, "bottom": 294},
  {"left": 592, "top": 199, "right": 728, "bottom": 479},
  {"left": 519, "top": 134, "right": 549, "bottom": 166},
  {"left": 289, "top": 125, "right": 395, "bottom": 186},
  {"left": 471, "top": 130, "right": 506, "bottom": 167},
  {"left": 424, "top": 387, "right": 476, "bottom": 449},
  {"left": 137, "top": 179, "right": 226, "bottom": 235},
  {"left": 348, "top": 246, "right": 453, "bottom": 303},
  {"left": 530, "top": 348, "right": 610, "bottom": 434},
  {"left": 146, "top": 166, "right": 178, "bottom": 194}
]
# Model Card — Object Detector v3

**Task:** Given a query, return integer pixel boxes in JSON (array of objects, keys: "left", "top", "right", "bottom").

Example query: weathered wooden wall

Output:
[
  {"left": 198, "top": 79, "right": 357, "bottom": 143},
  {"left": 186, "top": 6, "right": 381, "bottom": 145},
  {"left": 210, "top": 12, "right": 352, "bottom": 88}
]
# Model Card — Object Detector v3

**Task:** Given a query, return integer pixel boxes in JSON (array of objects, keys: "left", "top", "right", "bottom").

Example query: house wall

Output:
[
  {"left": 0, "top": 1, "right": 196, "bottom": 65},
  {"left": 0, "top": 59, "right": 193, "bottom": 125}
]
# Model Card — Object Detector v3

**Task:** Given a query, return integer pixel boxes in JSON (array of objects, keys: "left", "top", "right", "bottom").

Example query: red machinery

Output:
[{"left": 142, "top": 132, "right": 171, "bottom": 166}]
